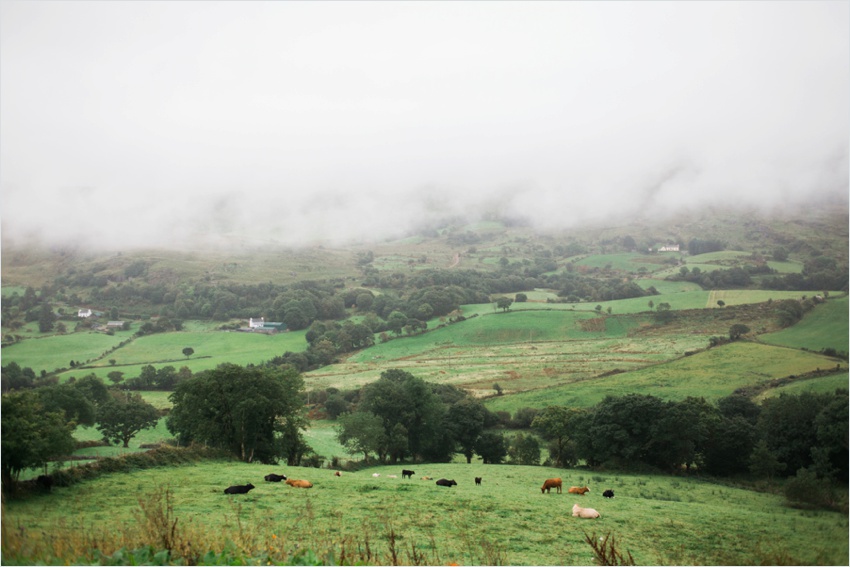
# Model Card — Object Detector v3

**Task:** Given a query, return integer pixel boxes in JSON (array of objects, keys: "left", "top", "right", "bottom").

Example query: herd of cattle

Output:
[{"left": 223, "top": 472, "right": 614, "bottom": 518}]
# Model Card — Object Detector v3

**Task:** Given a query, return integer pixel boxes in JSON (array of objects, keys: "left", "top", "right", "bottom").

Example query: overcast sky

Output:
[{"left": 1, "top": 1, "right": 848, "bottom": 249}]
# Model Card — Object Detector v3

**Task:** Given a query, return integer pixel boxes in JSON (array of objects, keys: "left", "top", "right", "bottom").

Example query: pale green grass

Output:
[
  {"left": 755, "top": 371, "right": 849, "bottom": 402},
  {"left": 484, "top": 341, "right": 841, "bottom": 413},
  {"left": 758, "top": 296, "right": 849, "bottom": 353},
  {"left": 1, "top": 331, "right": 130, "bottom": 375},
  {"left": 54, "top": 329, "right": 308, "bottom": 382},
  {"left": 767, "top": 259, "right": 804, "bottom": 274},
  {"left": 4, "top": 462, "right": 846, "bottom": 565}
]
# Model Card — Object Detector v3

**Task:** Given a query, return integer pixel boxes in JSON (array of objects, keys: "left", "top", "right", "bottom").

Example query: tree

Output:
[
  {"left": 508, "top": 433, "right": 541, "bottom": 465},
  {"left": 336, "top": 411, "right": 386, "bottom": 462},
  {"left": 38, "top": 303, "right": 55, "bottom": 333},
  {"left": 182, "top": 347, "right": 195, "bottom": 358},
  {"left": 532, "top": 406, "right": 586, "bottom": 468},
  {"left": 360, "top": 369, "right": 446, "bottom": 462},
  {"left": 96, "top": 391, "right": 160, "bottom": 448},
  {"left": 167, "top": 363, "right": 305, "bottom": 463},
  {"left": 446, "top": 398, "right": 488, "bottom": 463},
  {"left": 36, "top": 384, "right": 97, "bottom": 427},
  {"left": 515, "top": 293, "right": 528, "bottom": 303},
  {"left": 728, "top": 324, "right": 750, "bottom": 341},
  {"left": 748, "top": 439, "right": 786, "bottom": 481},
  {"left": 474, "top": 431, "right": 507, "bottom": 464},
  {"left": 496, "top": 297, "right": 513, "bottom": 312},
  {"left": 107, "top": 371, "right": 125, "bottom": 386},
  {"left": 2, "top": 391, "right": 75, "bottom": 487}
]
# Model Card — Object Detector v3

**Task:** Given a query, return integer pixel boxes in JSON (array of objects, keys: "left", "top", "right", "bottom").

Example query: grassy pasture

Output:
[
  {"left": 483, "top": 341, "right": 842, "bottom": 413},
  {"left": 755, "top": 371, "right": 848, "bottom": 402},
  {"left": 3, "top": 461, "right": 846, "bottom": 565},
  {"left": 50, "top": 329, "right": 308, "bottom": 382},
  {"left": 758, "top": 296, "right": 849, "bottom": 353},
  {"left": 0, "top": 331, "right": 130, "bottom": 375}
]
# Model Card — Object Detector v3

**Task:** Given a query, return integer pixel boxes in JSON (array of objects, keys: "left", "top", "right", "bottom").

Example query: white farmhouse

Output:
[
  {"left": 249, "top": 317, "right": 265, "bottom": 329},
  {"left": 78, "top": 309, "right": 92, "bottom": 318}
]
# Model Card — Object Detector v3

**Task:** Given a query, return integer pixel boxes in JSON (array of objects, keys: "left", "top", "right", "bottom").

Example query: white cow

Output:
[{"left": 572, "top": 503, "right": 600, "bottom": 519}]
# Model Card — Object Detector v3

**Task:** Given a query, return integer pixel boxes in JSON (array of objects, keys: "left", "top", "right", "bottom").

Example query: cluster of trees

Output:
[
  {"left": 529, "top": 390, "right": 848, "bottom": 486},
  {"left": 323, "top": 372, "right": 847, "bottom": 490},
  {"left": 167, "top": 363, "right": 310, "bottom": 465},
  {"left": 1, "top": 374, "right": 161, "bottom": 486},
  {"left": 334, "top": 369, "right": 508, "bottom": 464}
]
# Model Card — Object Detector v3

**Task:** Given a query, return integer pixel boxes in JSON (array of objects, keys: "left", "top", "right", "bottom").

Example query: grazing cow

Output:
[
  {"left": 541, "top": 478, "right": 562, "bottom": 494},
  {"left": 421, "top": 476, "right": 432, "bottom": 481},
  {"left": 568, "top": 486, "right": 590, "bottom": 495},
  {"left": 603, "top": 489, "right": 615, "bottom": 498},
  {"left": 436, "top": 479, "right": 457, "bottom": 487},
  {"left": 285, "top": 479, "right": 313, "bottom": 488},
  {"left": 224, "top": 483, "right": 255, "bottom": 495},
  {"left": 36, "top": 474, "right": 54, "bottom": 492},
  {"left": 372, "top": 473, "right": 381, "bottom": 478},
  {"left": 402, "top": 469, "right": 415, "bottom": 479},
  {"left": 572, "top": 503, "right": 600, "bottom": 519},
  {"left": 475, "top": 477, "right": 482, "bottom": 486},
  {"left": 264, "top": 473, "right": 287, "bottom": 482},
  {"left": 334, "top": 471, "right": 342, "bottom": 477}
]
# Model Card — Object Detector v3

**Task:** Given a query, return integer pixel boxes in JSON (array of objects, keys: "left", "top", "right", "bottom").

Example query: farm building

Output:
[
  {"left": 649, "top": 244, "right": 680, "bottom": 252},
  {"left": 77, "top": 309, "right": 92, "bottom": 318},
  {"left": 249, "top": 317, "right": 264, "bottom": 328},
  {"left": 106, "top": 321, "right": 124, "bottom": 329}
]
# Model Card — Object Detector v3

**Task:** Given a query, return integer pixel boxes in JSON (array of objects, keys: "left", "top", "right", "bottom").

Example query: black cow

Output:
[
  {"left": 603, "top": 489, "right": 615, "bottom": 498},
  {"left": 401, "top": 469, "right": 415, "bottom": 479},
  {"left": 264, "top": 473, "right": 287, "bottom": 482},
  {"left": 475, "top": 477, "right": 482, "bottom": 486},
  {"left": 224, "top": 483, "right": 255, "bottom": 494},
  {"left": 36, "top": 474, "right": 54, "bottom": 492},
  {"left": 436, "top": 479, "right": 457, "bottom": 487}
]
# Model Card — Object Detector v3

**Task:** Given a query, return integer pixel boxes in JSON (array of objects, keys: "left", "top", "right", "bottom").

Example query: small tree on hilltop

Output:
[{"left": 182, "top": 347, "right": 195, "bottom": 358}]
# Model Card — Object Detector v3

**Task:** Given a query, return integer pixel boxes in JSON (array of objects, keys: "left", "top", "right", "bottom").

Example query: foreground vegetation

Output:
[{"left": 3, "top": 456, "right": 848, "bottom": 566}]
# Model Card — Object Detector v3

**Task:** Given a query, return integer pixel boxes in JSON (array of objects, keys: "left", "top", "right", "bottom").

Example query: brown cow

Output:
[
  {"left": 541, "top": 478, "right": 562, "bottom": 494},
  {"left": 568, "top": 486, "right": 590, "bottom": 495},
  {"left": 285, "top": 479, "right": 313, "bottom": 488}
]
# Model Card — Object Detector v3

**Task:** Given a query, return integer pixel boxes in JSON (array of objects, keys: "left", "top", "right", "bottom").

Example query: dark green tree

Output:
[
  {"left": 96, "top": 391, "right": 160, "bottom": 448},
  {"left": 167, "top": 363, "right": 305, "bottom": 463},
  {"left": 360, "top": 369, "right": 446, "bottom": 462},
  {"left": 508, "top": 433, "right": 541, "bottom": 465},
  {"left": 37, "top": 303, "right": 55, "bottom": 333},
  {"left": 532, "top": 406, "right": 587, "bottom": 468},
  {"left": 474, "top": 431, "right": 508, "bottom": 464},
  {"left": 446, "top": 398, "right": 488, "bottom": 463},
  {"left": 36, "top": 384, "right": 97, "bottom": 427},
  {"left": 728, "top": 324, "right": 751, "bottom": 341},
  {"left": 336, "top": 411, "right": 386, "bottom": 462},
  {"left": 496, "top": 297, "right": 513, "bottom": 312},
  {"left": 2, "top": 391, "right": 75, "bottom": 486},
  {"left": 182, "top": 347, "right": 195, "bottom": 358}
]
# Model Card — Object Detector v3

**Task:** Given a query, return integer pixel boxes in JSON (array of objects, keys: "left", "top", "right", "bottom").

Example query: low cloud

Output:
[{"left": 1, "top": 2, "right": 847, "bottom": 250}]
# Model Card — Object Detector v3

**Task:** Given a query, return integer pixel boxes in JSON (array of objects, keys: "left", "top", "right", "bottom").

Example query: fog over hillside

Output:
[{"left": 1, "top": 2, "right": 848, "bottom": 250}]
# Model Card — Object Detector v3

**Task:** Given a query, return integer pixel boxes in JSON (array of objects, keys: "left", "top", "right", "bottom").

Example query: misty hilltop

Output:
[{"left": 1, "top": 2, "right": 848, "bottom": 251}]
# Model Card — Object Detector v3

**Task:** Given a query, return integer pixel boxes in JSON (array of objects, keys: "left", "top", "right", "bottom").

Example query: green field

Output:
[
  {"left": 4, "top": 461, "right": 846, "bottom": 565},
  {"left": 483, "top": 341, "right": 844, "bottom": 414},
  {"left": 759, "top": 296, "right": 849, "bottom": 353},
  {"left": 1, "top": 331, "right": 131, "bottom": 375}
]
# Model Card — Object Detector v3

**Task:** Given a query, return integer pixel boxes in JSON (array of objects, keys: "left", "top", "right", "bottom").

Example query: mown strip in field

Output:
[{"left": 483, "top": 341, "right": 843, "bottom": 413}]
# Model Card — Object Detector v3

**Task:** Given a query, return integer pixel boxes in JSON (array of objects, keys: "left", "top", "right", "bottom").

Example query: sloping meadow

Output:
[{"left": 3, "top": 461, "right": 846, "bottom": 565}]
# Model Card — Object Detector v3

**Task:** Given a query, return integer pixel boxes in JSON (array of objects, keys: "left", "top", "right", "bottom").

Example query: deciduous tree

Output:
[{"left": 97, "top": 391, "right": 160, "bottom": 448}]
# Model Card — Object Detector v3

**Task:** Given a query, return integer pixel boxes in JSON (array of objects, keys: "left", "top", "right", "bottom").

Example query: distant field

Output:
[
  {"left": 755, "top": 371, "right": 848, "bottom": 402},
  {"left": 1, "top": 331, "right": 130, "bottom": 375},
  {"left": 5, "top": 461, "right": 846, "bottom": 565},
  {"left": 758, "top": 296, "right": 849, "bottom": 353},
  {"left": 54, "top": 329, "right": 309, "bottom": 382},
  {"left": 483, "top": 341, "right": 842, "bottom": 414}
]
